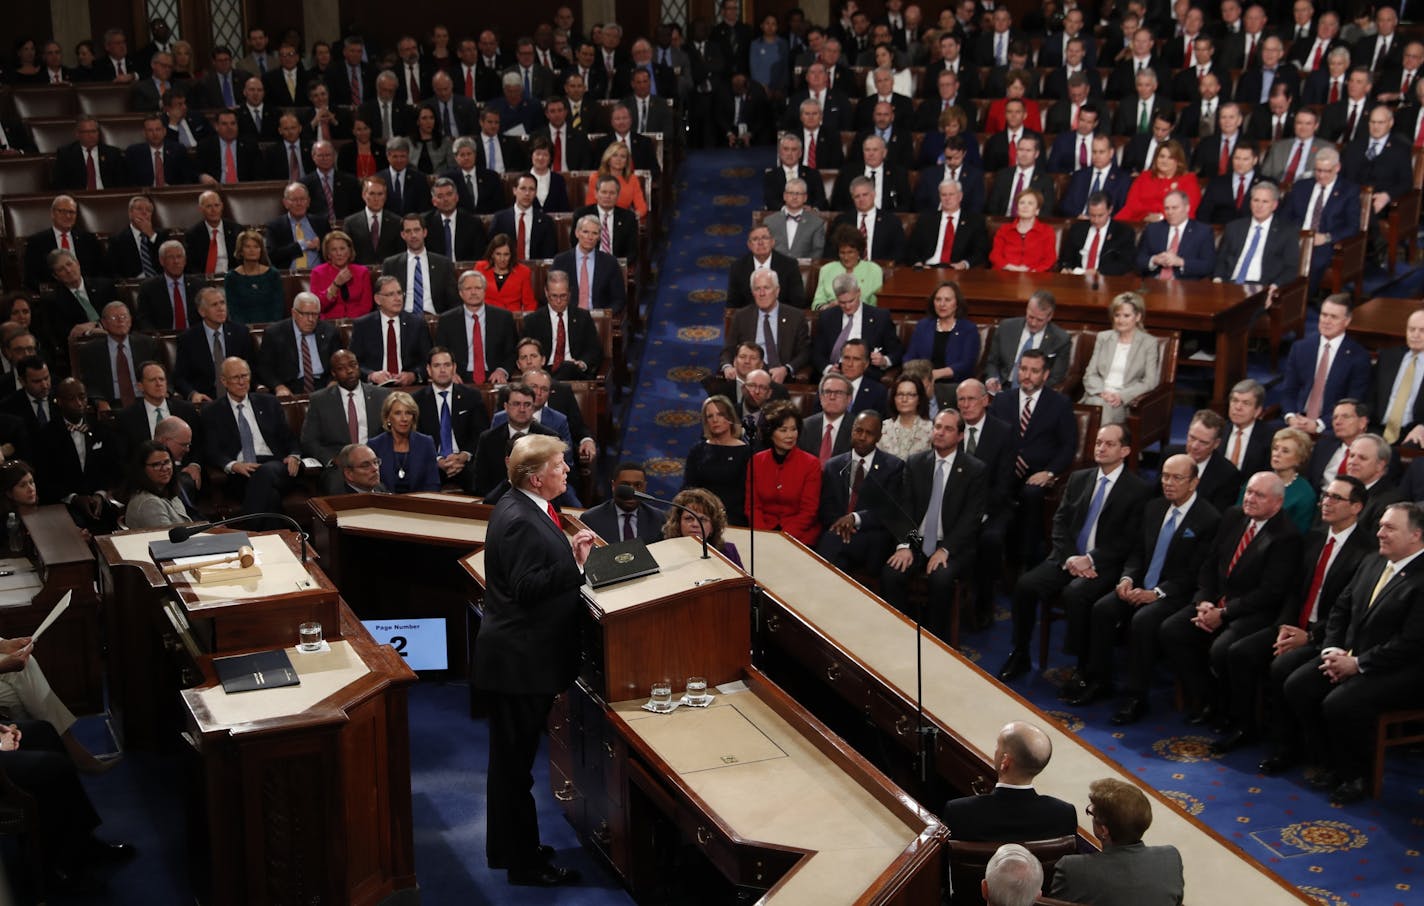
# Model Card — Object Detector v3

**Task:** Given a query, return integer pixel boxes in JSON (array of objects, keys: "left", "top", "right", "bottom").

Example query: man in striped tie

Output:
[{"left": 1159, "top": 472, "right": 1303, "bottom": 731}]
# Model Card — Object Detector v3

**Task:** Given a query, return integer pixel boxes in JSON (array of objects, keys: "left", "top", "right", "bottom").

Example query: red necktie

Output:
[
  {"left": 1218, "top": 138, "right": 1229, "bottom": 173},
  {"left": 547, "top": 502, "right": 561, "bottom": 527},
  {"left": 347, "top": 391, "right": 360, "bottom": 444},
  {"left": 153, "top": 150, "right": 164, "bottom": 186},
  {"left": 1078, "top": 138, "right": 1088, "bottom": 169},
  {"left": 552, "top": 312, "right": 566, "bottom": 369},
  {"left": 60, "top": 231, "right": 70, "bottom": 250},
  {"left": 1337, "top": 446, "right": 1351, "bottom": 479},
  {"left": 1226, "top": 521, "right": 1257, "bottom": 577},
  {"left": 1008, "top": 136, "right": 1018, "bottom": 167},
  {"left": 858, "top": 212, "right": 868, "bottom": 240},
  {"left": 938, "top": 214, "right": 956, "bottom": 264},
  {"left": 1159, "top": 227, "right": 1180, "bottom": 281},
  {"left": 223, "top": 141, "right": 238, "bottom": 184},
  {"left": 470, "top": 315, "right": 486, "bottom": 383},
  {"left": 465, "top": 67, "right": 474, "bottom": 97},
  {"left": 1312, "top": 43, "right": 1324, "bottom": 71},
  {"left": 1414, "top": 113, "right": 1424, "bottom": 149},
  {"left": 370, "top": 215, "right": 380, "bottom": 252},
  {"left": 553, "top": 130, "right": 563, "bottom": 171},
  {"left": 115, "top": 342, "right": 135, "bottom": 405},
  {"left": 1329, "top": 79, "right": 1341, "bottom": 104},
  {"left": 819, "top": 422, "right": 834, "bottom": 461},
  {"left": 517, "top": 211, "right": 527, "bottom": 260},
  {"left": 1071, "top": 104, "right": 1079, "bottom": 130},
  {"left": 1285, "top": 142, "right": 1304, "bottom": 183},
  {"left": 206, "top": 228, "right": 218, "bottom": 275},
  {"left": 1086, "top": 228, "right": 1101, "bottom": 270},
  {"left": 386, "top": 318, "right": 399, "bottom": 373},
  {"left": 1405, "top": 73, "right": 1414, "bottom": 96},
  {"left": 173, "top": 278, "right": 187, "bottom": 329},
  {"left": 84, "top": 151, "right": 96, "bottom": 190},
  {"left": 1298, "top": 536, "right": 1335, "bottom": 628},
  {"left": 408, "top": 65, "right": 420, "bottom": 102},
  {"left": 807, "top": 133, "right": 817, "bottom": 168},
  {"left": 1235, "top": 176, "right": 1246, "bottom": 209},
  {"left": 1010, "top": 173, "right": 1025, "bottom": 214},
  {"left": 1346, "top": 105, "right": 1358, "bottom": 140}
]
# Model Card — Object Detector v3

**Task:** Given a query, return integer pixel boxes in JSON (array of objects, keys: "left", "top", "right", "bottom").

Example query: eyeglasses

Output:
[
  {"left": 352, "top": 458, "right": 381, "bottom": 469},
  {"left": 820, "top": 389, "right": 849, "bottom": 397},
  {"left": 1321, "top": 492, "right": 1351, "bottom": 502}
]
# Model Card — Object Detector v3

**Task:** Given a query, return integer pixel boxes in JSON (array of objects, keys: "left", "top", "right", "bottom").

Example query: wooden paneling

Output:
[
  {"left": 9, "top": 4, "right": 55, "bottom": 49},
  {"left": 334, "top": 0, "right": 659, "bottom": 51}
]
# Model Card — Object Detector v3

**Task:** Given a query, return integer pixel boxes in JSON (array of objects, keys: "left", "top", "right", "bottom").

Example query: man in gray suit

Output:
[
  {"left": 1259, "top": 107, "right": 1332, "bottom": 184},
  {"left": 300, "top": 350, "right": 390, "bottom": 494},
  {"left": 764, "top": 178, "right": 826, "bottom": 259},
  {"left": 982, "top": 291, "right": 1073, "bottom": 393},
  {"left": 720, "top": 270, "right": 810, "bottom": 383},
  {"left": 1050, "top": 778, "right": 1184, "bottom": 906}
]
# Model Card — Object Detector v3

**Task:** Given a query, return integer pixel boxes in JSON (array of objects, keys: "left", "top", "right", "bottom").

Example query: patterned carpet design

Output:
[{"left": 618, "top": 147, "right": 1424, "bottom": 906}]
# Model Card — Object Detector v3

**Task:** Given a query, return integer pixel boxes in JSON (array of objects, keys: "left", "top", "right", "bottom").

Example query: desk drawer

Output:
[
  {"left": 763, "top": 602, "right": 871, "bottom": 713},
  {"left": 549, "top": 757, "right": 585, "bottom": 830}
]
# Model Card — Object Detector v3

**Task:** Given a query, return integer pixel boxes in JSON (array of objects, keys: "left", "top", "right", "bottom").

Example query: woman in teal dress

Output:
[
  {"left": 223, "top": 229, "right": 285, "bottom": 324},
  {"left": 1239, "top": 426, "right": 1317, "bottom": 533}
]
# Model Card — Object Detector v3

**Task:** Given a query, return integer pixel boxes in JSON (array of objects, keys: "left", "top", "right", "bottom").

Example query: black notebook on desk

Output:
[
  {"left": 214, "top": 648, "right": 300, "bottom": 693},
  {"left": 149, "top": 531, "right": 252, "bottom": 562},
  {"left": 583, "top": 540, "right": 660, "bottom": 589}
]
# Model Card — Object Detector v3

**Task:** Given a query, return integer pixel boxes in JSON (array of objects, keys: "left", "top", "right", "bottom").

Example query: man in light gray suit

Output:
[
  {"left": 981, "top": 291, "right": 1073, "bottom": 393},
  {"left": 765, "top": 178, "right": 827, "bottom": 259},
  {"left": 300, "top": 350, "right": 390, "bottom": 494},
  {"left": 1050, "top": 778, "right": 1184, "bottom": 906},
  {"left": 1259, "top": 107, "right": 1333, "bottom": 184}
]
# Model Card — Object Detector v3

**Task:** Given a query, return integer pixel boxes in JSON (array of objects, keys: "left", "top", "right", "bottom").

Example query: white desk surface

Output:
[
  {"left": 335, "top": 507, "right": 488, "bottom": 542},
  {"left": 586, "top": 537, "right": 746, "bottom": 615},
  {"left": 725, "top": 528, "right": 1303, "bottom": 905},
  {"left": 185, "top": 640, "right": 370, "bottom": 732}
]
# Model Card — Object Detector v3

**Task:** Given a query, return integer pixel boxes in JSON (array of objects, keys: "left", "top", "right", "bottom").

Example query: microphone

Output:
[
  {"left": 614, "top": 485, "right": 710, "bottom": 559},
  {"left": 168, "top": 512, "right": 310, "bottom": 564}
]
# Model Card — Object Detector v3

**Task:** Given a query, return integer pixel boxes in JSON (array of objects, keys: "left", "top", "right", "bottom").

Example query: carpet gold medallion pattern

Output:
[
  {"left": 654, "top": 410, "right": 701, "bottom": 429},
  {"left": 1278, "top": 821, "right": 1369, "bottom": 855},
  {"left": 704, "top": 223, "right": 743, "bottom": 236},
  {"left": 642, "top": 457, "right": 685, "bottom": 479},
  {"left": 1043, "top": 710, "right": 1085, "bottom": 733},
  {"left": 1161, "top": 791, "right": 1205, "bottom": 816},
  {"left": 687, "top": 289, "right": 727, "bottom": 303},
  {"left": 675, "top": 326, "right": 720, "bottom": 342},
  {"left": 666, "top": 365, "right": 710, "bottom": 383},
  {"left": 696, "top": 256, "right": 736, "bottom": 269},
  {"left": 1152, "top": 735, "right": 1222, "bottom": 763},
  {"left": 1299, "top": 886, "right": 1350, "bottom": 905}
]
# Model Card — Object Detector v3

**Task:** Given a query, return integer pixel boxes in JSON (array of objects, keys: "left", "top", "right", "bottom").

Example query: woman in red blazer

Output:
[
  {"left": 1115, "top": 140, "right": 1201, "bottom": 222},
  {"left": 745, "top": 401, "right": 822, "bottom": 546},
  {"left": 989, "top": 189, "right": 1057, "bottom": 272},
  {"left": 586, "top": 141, "right": 649, "bottom": 220},
  {"left": 983, "top": 71, "right": 1042, "bottom": 136},
  {"left": 474, "top": 234, "right": 536, "bottom": 312}
]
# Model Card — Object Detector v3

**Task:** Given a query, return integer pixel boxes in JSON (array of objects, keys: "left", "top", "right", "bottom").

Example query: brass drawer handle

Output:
[
  {"left": 696, "top": 826, "right": 712, "bottom": 846},
  {"left": 604, "top": 741, "right": 615, "bottom": 759},
  {"left": 554, "top": 781, "right": 575, "bottom": 802},
  {"left": 826, "top": 663, "right": 842, "bottom": 682},
  {"left": 765, "top": 613, "right": 780, "bottom": 632},
  {"left": 895, "top": 715, "right": 912, "bottom": 736}
]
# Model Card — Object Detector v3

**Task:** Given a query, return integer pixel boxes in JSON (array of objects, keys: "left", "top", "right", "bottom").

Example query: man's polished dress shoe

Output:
[
  {"left": 1209, "top": 729, "right": 1255, "bottom": 754},
  {"left": 1111, "top": 698, "right": 1147, "bottom": 725},
  {"left": 489, "top": 844, "right": 555, "bottom": 870},
  {"left": 1066, "top": 681, "right": 1109, "bottom": 707},
  {"left": 1306, "top": 767, "right": 1339, "bottom": 790},
  {"left": 86, "top": 837, "right": 137, "bottom": 861},
  {"left": 508, "top": 864, "right": 581, "bottom": 887},
  {"left": 997, "top": 649, "right": 1031, "bottom": 681},
  {"left": 1329, "top": 777, "right": 1367, "bottom": 805},
  {"left": 1257, "top": 754, "right": 1294, "bottom": 775}
]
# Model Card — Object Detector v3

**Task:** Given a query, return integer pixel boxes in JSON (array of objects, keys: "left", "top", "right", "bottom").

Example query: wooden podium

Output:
[{"left": 463, "top": 536, "right": 945, "bottom": 903}]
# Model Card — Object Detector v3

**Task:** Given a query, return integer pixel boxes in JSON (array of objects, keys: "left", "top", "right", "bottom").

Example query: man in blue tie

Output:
[
  {"left": 1213, "top": 182, "right": 1301, "bottom": 292},
  {"left": 999, "top": 424, "right": 1151, "bottom": 682}
]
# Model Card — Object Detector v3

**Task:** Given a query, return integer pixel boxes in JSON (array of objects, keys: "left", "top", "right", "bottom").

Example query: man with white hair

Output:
[
  {"left": 1281, "top": 147, "right": 1359, "bottom": 294},
  {"left": 983, "top": 844, "right": 1043, "bottom": 906}
]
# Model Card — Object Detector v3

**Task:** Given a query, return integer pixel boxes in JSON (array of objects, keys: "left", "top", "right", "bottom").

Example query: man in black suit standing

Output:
[
  {"left": 434, "top": 271, "right": 518, "bottom": 385},
  {"left": 552, "top": 216, "right": 627, "bottom": 313},
  {"left": 300, "top": 141, "right": 361, "bottom": 224},
  {"left": 77, "top": 303, "right": 159, "bottom": 409},
  {"left": 424, "top": 178, "right": 489, "bottom": 263},
  {"left": 237, "top": 76, "right": 280, "bottom": 141},
  {"left": 344, "top": 178, "right": 407, "bottom": 266},
  {"left": 52, "top": 117, "right": 127, "bottom": 191},
  {"left": 23, "top": 196, "right": 105, "bottom": 291},
  {"left": 383, "top": 213, "right": 459, "bottom": 315},
  {"left": 1282, "top": 500, "right": 1424, "bottom": 804},
  {"left": 173, "top": 288, "right": 253, "bottom": 403},
  {"left": 350, "top": 276, "right": 433, "bottom": 387},
  {"left": 1160, "top": 472, "right": 1304, "bottom": 727},
  {"left": 879, "top": 409, "right": 987, "bottom": 640},
  {"left": 127, "top": 253, "right": 200, "bottom": 339},
  {"left": 830, "top": 135, "right": 912, "bottom": 213},
  {"left": 491, "top": 175, "right": 559, "bottom": 261},
  {"left": 941, "top": 721, "right": 1076, "bottom": 842},
  {"left": 574, "top": 175, "right": 641, "bottom": 265},
  {"left": 1000, "top": 424, "right": 1150, "bottom": 682},
  {"left": 816, "top": 411, "right": 906, "bottom": 574},
  {"left": 1056, "top": 194, "right": 1135, "bottom": 276},
  {"left": 904, "top": 180, "right": 988, "bottom": 269},
  {"left": 1224, "top": 475, "right": 1374, "bottom": 755},
  {"left": 1100, "top": 454, "right": 1223, "bottom": 723},
  {"left": 475, "top": 434, "right": 593, "bottom": 887},
  {"left": 414, "top": 347, "right": 489, "bottom": 489},
  {"left": 201, "top": 356, "right": 302, "bottom": 519},
  {"left": 257, "top": 292, "right": 341, "bottom": 396},
  {"left": 521, "top": 271, "right": 601, "bottom": 382}
]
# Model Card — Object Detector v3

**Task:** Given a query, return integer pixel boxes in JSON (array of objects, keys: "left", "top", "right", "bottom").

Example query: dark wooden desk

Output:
[
  {"left": 1346, "top": 297, "right": 1417, "bottom": 351},
  {"left": 877, "top": 269, "right": 1268, "bottom": 408}
]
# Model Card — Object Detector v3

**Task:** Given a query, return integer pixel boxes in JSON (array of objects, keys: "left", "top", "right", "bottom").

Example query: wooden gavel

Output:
[{"left": 162, "top": 545, "right": 256, "bottom": 576}]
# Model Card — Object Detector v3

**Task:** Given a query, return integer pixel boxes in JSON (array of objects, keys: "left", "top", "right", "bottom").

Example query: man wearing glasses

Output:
[
  {"left": 337, "top": 443, "right": 387, "bottom": 493},
  {"left": 257, "top": 292, "right": 341, "bottom": 395},
  {"left": 200, "top": 357, "right": 301, "bottom": 519}
]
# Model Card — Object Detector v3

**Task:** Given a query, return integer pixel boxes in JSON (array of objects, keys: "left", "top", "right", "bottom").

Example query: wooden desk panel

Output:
[
  {"left": 728, "top": 528, "right": 1312, "bottom": 905},
  {"left": 877, "top": 269, "right": 1268, "bottom": 408},
  {"left": 1347, "top": 297, "right": 1417, "bottom": 351}
]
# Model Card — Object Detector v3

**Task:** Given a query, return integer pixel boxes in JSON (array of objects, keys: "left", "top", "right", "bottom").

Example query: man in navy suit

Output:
[
  {"left": 1058, "top": 135, "right": 1131, "bottom": 217},
  {"left": 1371, "top": 309, "right": 1424, "bottom": 446},
  {"left": 173, "top": 288, "right": 254, "bottom": 402},
  {"left": 349, "top": 276, "right": 433, "bottom": 386},
  {"left": 1199, "top": 144, "right": 1264, "bottom": 225},
  {"left": 123, "top": 114, "right": 195, "bottom": 186},
  {"left": 201, "top": 356, "right": 301, "bottom": 519},
  {"left": 1214, "top": 183, "right": 1303, "bottom": 292},
  {"left": 440, "top": 139, "right": 506, "bottom": 215},
  {"left": 433, "top": 271, "right": 519, "bottom": 384},
  {"left": 1136, "top": 191, "right": 1216, "bottom": 279},
  {"left": 1056, "top": 195, "right": 1136, "bottom": 276},
  {"left": 414, "top": 348, "right": 489, "bottom": 488},
  {"left": 424, "top": 178, "right": 489, "bottom": 263},
  {"left": 259, "top": 293, "right": 342, "bottom": 396},
  {"left": 905, "top": 181, "right": 989, "bottom": 268},
  {"left": 1000, "top": 423, "right": 1150, "bottom": 681},
  {"left": 491, "top": 175, "right": 559, "bottom": 261},
  {"left": 827, "top": 178, "right": 906, "bottom": 262},
  {"left": 1282, "top": 148, "right": 1359, "bottom": 294},
  {"left": 987, "top": 350, "right": 1078, "bottom": 570},
  {"left": 1045, "top": 104, "right": 1103, "bottom": 175},
  {"left": 521, "top": 272, "right": 602, "bottom": 382},
  {"left": 878, "top": 409, "right": 987, "bottom": 640},
  {"left": 1342, "top": 107, "right": 1415, "bottom": 247},
  {"left": 53, "top": 117, "right": 128, "bottom": 191},
  {"left": 811, "top": 276, "right": 901, "bottom": 381},
  {"left": 581, "top": 462, "right": 665, "bottom": 544},
  {"left": 940, "top": 721, "right": 1077, "bottom": 841},
  {"left": 1279, "top": 295, "right": 1373, "bottom": 435},
  {"left": 914, "top": 134, "right": 985, "bottom": 215},
  {"left": 260, "top": 112, "right": 314, "bottom": 182},
  {"left": 574, "top": 177, "right": 641, "bottom": 264},
  {"left": 816, "top": 411, "right": 906, "bottom": 573},
  {"left": 551, "top": 216, "right": 626, "bottom": 312},
  {"left": 376, "top": 138, "right": 433, "bottom": 216},
  {"left": 264, "top": 183, "right": 330, "bottom": 270}
]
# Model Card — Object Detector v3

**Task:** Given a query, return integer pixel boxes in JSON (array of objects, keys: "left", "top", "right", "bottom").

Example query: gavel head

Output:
[{"left": 236, "top": 545, "right": 256, "bottom": 568}]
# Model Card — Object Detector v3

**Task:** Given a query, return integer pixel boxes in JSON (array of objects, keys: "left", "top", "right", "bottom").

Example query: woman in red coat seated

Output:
[
  {"left": 745, "top": 400, "right": 822, "bottom": 546},
  {"left": 474, "top": 234, "right": 536, "bottom": 312},
  {"left": 310, "top": 230, "right": 374, "bottom": 319},
  {"left": 983, "top": 70, "right": 1042, "bottom": 136},
  {"left": 989, "top": 189, "right": 1057, "bottom": 272},
  {"left": 1115, "top": 140, "right": 1201, "bottom": 222}
]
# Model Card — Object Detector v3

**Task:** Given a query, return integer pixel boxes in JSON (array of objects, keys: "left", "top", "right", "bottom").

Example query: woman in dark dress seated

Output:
[
  {"left": 682, "top": 395, "right": 751, "bottom": 527},
  {"left": 367, "top": 392, "right": 440, "bottom": 493}
]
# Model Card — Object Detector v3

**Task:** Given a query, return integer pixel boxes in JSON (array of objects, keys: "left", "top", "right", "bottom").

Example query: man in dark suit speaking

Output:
[
  {"left": 474, "top": 434, "right": 594, "bottom": 887},
  {"left": 941, "top": 721, "right": 1076, "bottom": 842}
]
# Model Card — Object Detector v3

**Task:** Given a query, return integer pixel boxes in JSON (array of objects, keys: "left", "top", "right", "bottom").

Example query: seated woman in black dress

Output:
[{"left": 682, "top": 395, "right": 751, "bottom": 526}]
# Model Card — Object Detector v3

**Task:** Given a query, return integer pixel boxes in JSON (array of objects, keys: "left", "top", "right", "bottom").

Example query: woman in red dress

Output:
[
  {"left": 983, "top": 70, "right": 1042, "bottom": 135},
  {"left": 989, "top": 189, "right": 1058, "bottom": 272},
  {"left": 1115, "top": 140, "right": 1201, "bottom": 222},
  {"left": 474, "top": 234, "right": 536, "bottom": 312},
  {"left": 744, "top": 401, "right": 822, "bottom": 545}
]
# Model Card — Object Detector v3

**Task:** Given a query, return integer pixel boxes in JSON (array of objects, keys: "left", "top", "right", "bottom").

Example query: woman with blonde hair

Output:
[
  {"left": 310, "top": 229, "right": 374, "bottom": 319},
  {"left": 1080, "top": 293, "right": 1160, "bottom": 425},
  {"left": 586, "top": 141, "right": 648, "bottom": 219},
  {"left": 224, "top": 229, "right": 284, "bottom": 323},
  {"left": 367, "top": 392, "right": 440, "bottom": 493}
]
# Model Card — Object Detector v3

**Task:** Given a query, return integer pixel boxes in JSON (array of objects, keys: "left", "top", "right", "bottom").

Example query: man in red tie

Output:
[
  {"left": 135, "top": 239, "right": 200, "bottom": 330},
  {"left": 433, "top": 270, "right": 517, "bottom": 384}
]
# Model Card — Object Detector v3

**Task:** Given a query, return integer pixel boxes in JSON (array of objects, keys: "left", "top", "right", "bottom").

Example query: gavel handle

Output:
[{"left": 161, "top": 552, "right": 239, "bottom": 576}]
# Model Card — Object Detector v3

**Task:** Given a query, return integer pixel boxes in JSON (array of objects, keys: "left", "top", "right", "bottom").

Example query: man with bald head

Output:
[
  {"left": 154, "top": 415, "right": 204, "bottom": 518},
  {"left": 816, "top": 410, "right": 905, "bottom": 573},
  {"left": 941, "top": 721, "right": 1076, "bottom": 841},
  {"left": 1160, "top": 472, "right": 1304, "bottom": 728},
  {"left": 201, "top": 355, "right": 301, "bottom": 519}
]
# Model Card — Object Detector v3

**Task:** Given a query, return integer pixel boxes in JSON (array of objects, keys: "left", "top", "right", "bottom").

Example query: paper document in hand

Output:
[{"left": 30, "top": 590, "right": 71, "bottom": 642}]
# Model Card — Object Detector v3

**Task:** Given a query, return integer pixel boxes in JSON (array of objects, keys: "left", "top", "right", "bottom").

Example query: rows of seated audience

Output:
[{"left": 4, "top": 1, "right": 1424, "bottom": 900}]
